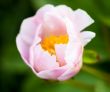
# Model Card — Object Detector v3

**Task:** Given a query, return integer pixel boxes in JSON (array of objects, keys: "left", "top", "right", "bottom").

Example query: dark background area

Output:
[{"left": 0, "top": 0, "right": 110, "bottom": 92}]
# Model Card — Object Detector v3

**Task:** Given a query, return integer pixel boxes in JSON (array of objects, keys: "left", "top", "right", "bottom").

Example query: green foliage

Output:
[
  {"left": 1, "top": 0, "right": 110, "bottom": 92},
  {"left": 83, "top": 50, "right": 99, "bottom": 64}
]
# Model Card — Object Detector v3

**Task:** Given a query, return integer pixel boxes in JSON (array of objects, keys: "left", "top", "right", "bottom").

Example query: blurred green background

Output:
[{"left": 1, "top": 0, "right": 110, "bottom": 92}]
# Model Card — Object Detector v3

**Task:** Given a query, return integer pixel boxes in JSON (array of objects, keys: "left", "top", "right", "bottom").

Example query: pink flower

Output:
[{"left": 16, "top": 4, "right": 95, "bottom": 81}]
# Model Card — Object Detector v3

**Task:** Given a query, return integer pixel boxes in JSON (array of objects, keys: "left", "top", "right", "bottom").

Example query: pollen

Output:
[{"left": 41, "top": 35, "right": 68, "bottom": 55}]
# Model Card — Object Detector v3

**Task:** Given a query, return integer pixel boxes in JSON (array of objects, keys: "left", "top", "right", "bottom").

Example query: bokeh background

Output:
[{"left": 1, "top": 0, "right": 110, "bottom": 92}]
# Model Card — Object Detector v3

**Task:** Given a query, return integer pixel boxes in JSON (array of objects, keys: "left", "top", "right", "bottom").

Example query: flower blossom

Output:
[{"left": 16, "top": 4, "right": 95, "bottom": 81}]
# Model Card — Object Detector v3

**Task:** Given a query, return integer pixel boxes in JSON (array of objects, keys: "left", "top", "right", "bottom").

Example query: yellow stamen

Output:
[{"left": 41, "top": 35, "right": 68, "bottom": 55}]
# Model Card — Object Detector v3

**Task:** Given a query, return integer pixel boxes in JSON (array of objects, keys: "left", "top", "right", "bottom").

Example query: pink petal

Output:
[
  {"left": 64, "top": 18, "right": 83, "bottom": 64},
  {"left": 56, "top": 5, "right": 94, "bottom": 32},
  {"left": 33, "top": 65, "right": 68, "bottom": 80},
  {"left": 73, "top": 9, "right": 94, "bottom": 31},
  {"left": 30, "top": 45, "right": 59, "bottom": 72},
  {"left": 65, "top": 42, "right": 83, "bottom": 65},
  {"left": 58, "top": 61, "right": 82, "bottom": 81},
  {"left": 58, "top": 51, "right": 83, "bottom": 81},
  {"left": 80, "top": 31, "right": 96, "bottom": 46},
  {"left": 41, "top": 12, "right": 66, "bottom": 37},
  {"left": 35, "top": 4, "right": 55, "bottom": 23},
  {"left": 64, "top": 17, "right": 80, "bottom": 42},
  {"left": 16, "top": 35, "right": 30, "bottom": 66},
  {"left": 20, "top": 17, "right": 38, "bottom": 45},
  {"left": 55, "top": 44, "right": 67, "bottom": 66},
  {"left": 54, "top": 17, "right": 83, "bottom": 81},
  {"left": 32, "top": 24, "right": 42, "bottom": 44},
  {"left": 56, "top": 5, "right": 75, "bottom": 21}
]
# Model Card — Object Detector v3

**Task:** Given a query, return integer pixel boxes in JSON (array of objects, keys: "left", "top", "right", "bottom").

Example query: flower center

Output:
[{"left": 41, "top": 35, "right": 68, "bottom": 55}]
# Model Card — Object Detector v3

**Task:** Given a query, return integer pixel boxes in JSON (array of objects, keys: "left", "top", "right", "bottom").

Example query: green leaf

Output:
[
  {"left": 95, "top": 80, "right": 110, "bottom": 92},
  {"left": 83, "top": 50, "right": 99, "bottom": 64}
]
